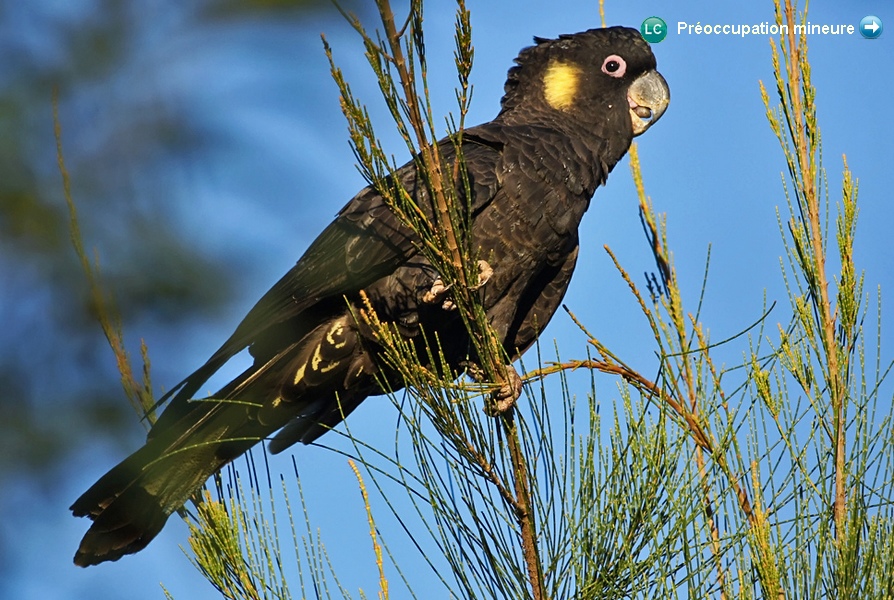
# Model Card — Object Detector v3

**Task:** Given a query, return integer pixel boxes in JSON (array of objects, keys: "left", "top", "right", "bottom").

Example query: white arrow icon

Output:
[{"left": 865, "top": 19, "right": 880, "bottom": 33}]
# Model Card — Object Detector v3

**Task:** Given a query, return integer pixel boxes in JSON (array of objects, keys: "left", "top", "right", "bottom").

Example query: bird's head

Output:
[{"left": 498, "top": 27, "right": 669, "bottom": 144}]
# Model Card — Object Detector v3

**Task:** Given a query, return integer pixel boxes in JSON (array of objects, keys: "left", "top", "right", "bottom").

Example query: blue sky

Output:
[{"left": 7, "top": 0, "right": 892, "bottom": 598}]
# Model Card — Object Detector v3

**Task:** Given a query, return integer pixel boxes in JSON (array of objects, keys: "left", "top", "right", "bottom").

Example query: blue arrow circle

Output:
[{"left": 860, "top": 15, "right": 883, "bottom": 39}]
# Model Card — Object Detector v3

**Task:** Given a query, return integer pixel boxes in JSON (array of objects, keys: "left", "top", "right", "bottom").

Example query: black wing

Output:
[{"left": 153, "top": 131, "right": 506, "bottom": 418}]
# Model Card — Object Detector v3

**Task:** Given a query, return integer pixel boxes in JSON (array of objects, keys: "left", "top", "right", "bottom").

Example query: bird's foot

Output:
[
  {"left": 422, "top": 277, "right": 455, "bottom": 310},
  {"left": 487, "top": 364, "right": 523, "bottom": 415},
  {"left": 471, "top": 259, "right": 493, "bottom": 291},
  {"left": 463, "top": 361, "right": 523, "bottom": 415},
  {"left": 460, "top": 360, "right": 486, "bottom": 382},
  {"left": 422, "top": 260, "right": 493, "bottom": 311}
]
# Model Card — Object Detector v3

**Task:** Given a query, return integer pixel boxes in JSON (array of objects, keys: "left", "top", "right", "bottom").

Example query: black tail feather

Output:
[{"left": 73, "top": 484, "right": 169, "bottom": 567}]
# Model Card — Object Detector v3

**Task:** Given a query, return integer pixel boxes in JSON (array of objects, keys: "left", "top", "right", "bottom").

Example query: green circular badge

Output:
[{"left": 641, "top": 17, "right": 668, "bottom": 43}]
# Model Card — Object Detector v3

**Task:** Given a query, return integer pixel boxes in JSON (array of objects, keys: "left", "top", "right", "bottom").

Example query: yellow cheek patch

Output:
[{"left": 543, "top": 61, "right": 581, "bottom": 111}]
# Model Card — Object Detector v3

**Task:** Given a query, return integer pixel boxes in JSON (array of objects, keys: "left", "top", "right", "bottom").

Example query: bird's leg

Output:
[{"left": 422, "top": 259, "right": 493, "bottom": 311}]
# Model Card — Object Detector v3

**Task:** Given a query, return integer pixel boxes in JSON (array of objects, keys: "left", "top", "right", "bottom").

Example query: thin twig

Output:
[
  {"left": 375, "top": 0, "right": 466, "bottom": 288},
  {"left": 502, "top": 410, "right": 546, "bottom": 600},
  {"left": 54, "top": 90, "right": 155, "bottom": 425},
  {"left": 778, "top": 0, "right": 846, "bottom": 540}
]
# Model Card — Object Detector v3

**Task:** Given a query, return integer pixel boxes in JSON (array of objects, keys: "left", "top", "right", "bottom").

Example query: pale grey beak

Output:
[{"left": 628, "top": 69, "right": 670, "bottom": 136}]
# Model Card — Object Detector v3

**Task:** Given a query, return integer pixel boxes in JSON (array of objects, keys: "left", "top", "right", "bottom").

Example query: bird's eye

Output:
[{"left": 601, "top": 55, "right": 626, "bottom": 78}]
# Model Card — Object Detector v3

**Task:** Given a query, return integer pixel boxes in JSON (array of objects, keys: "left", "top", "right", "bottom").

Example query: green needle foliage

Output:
[{"left": 61, "top": 0, "right": 894, "bottom": 597}]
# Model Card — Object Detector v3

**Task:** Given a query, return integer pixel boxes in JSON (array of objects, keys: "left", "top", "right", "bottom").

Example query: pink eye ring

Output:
[{"left": 601, "top": 55, "right": 626, "bottom": 77}]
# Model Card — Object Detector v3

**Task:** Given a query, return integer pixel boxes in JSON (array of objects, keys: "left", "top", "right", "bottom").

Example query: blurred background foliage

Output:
[{"left": 0, "top": 0, "right": 366, "bottom": 582}]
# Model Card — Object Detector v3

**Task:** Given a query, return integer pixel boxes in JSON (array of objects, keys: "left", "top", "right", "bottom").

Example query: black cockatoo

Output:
[{"left": 72, "top": 25, "right": 668, "bottom": 566}]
